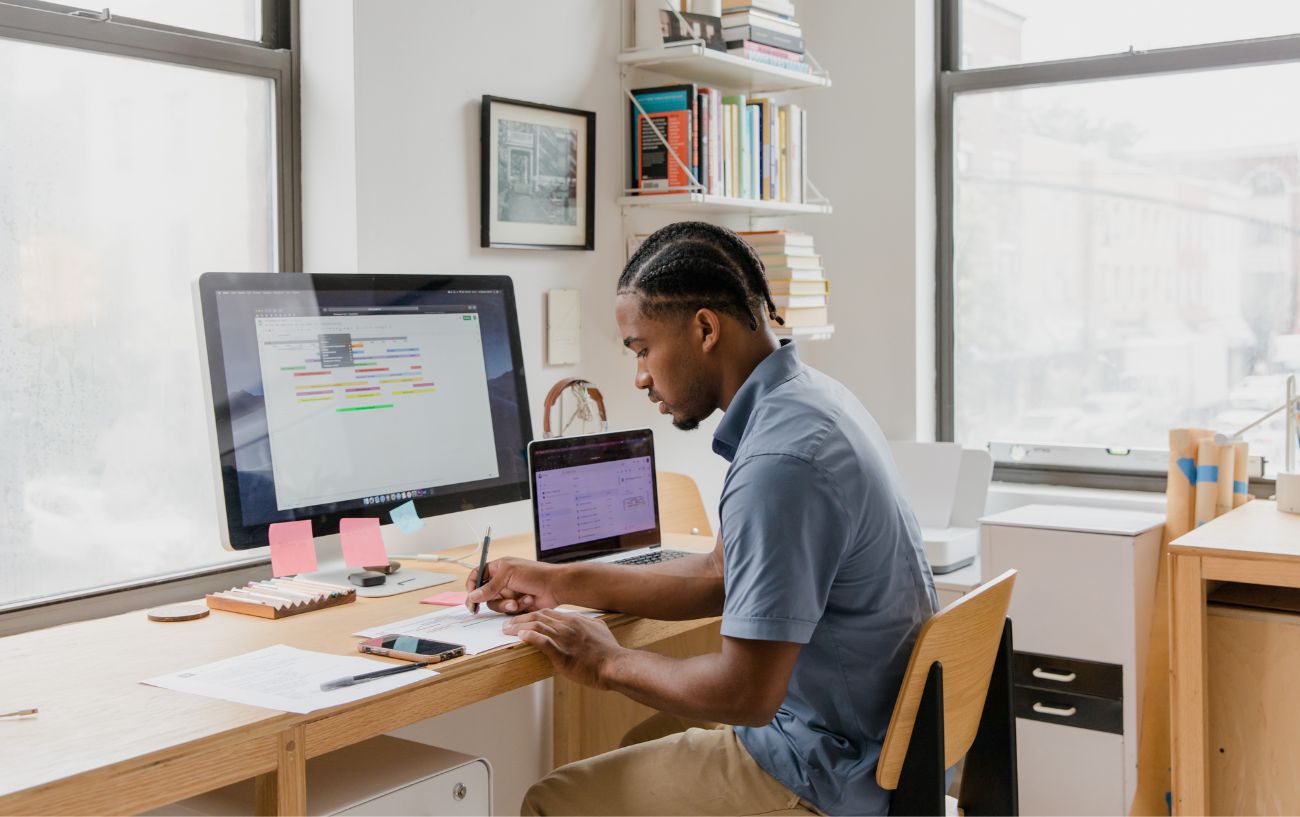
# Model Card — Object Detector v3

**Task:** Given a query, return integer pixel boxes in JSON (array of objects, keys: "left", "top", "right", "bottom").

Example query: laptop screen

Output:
[{"left": 529, "top": 430, "right": 661, "bottom": 563}]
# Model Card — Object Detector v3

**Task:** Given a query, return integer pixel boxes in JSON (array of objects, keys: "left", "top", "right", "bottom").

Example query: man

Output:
[{"left": 466, "top": 221, "right": 938, "bottom": 816}]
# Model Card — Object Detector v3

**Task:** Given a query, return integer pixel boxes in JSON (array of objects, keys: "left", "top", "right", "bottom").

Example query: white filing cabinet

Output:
[
  {"left": 980, "top": 504, "right": 1162, "bottom": 817},
  {"left": 146, "top": 736, "right": 491, "bottom": 816}
]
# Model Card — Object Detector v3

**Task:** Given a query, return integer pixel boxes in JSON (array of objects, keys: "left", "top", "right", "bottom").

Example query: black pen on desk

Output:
[
  {"left": 470, "top": 526, "right": 493, "bottom": 614},
  {"left": 319, "top": 661, "right": 426, "bottom": 692}
]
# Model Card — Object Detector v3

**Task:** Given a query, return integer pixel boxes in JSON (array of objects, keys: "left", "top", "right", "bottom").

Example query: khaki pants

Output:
[{"left": 521, "top": 715, "right": 820, "bottom": 816}]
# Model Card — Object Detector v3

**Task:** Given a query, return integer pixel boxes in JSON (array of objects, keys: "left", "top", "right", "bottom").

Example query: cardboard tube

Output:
[
  {"left": 1233, "top": 442, "right": 1251, "bottom": 508},
  {"left": 1195, "top": 438, "right": 1219, "bottom": 528}
]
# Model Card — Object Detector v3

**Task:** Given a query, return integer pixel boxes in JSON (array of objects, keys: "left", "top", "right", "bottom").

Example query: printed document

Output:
[
  {"left": 142, "top": 644, "right": 437, "bottom": 714},
  {"left": 355, "top": 606, "right": 602, "bottom": 654}
]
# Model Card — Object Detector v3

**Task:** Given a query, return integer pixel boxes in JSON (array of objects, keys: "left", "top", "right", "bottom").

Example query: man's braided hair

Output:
[{"left": 617, "top": 221, "right": 784, "bottom": 329}]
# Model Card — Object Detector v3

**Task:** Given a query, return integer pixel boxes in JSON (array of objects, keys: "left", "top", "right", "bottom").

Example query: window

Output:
[
  {"left": 0, "top": 1, "right": 297, "bottom": 609},
  {"left": 939, "top": 1, "right": 1300, "bottom": 485}
]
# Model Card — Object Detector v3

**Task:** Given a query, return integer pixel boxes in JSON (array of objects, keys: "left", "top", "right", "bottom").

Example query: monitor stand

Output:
[{"left": 296, "top": 534, "right": 457, "bottom": 598}]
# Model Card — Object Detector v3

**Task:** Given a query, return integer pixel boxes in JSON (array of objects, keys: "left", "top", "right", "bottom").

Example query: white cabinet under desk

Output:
[{"left": 979, "top": 504, "right": 1163, "bottom": 817}]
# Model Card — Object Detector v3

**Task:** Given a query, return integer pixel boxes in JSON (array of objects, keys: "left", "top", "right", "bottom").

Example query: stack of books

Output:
[
  {"left": 739, "top": 230, "right": 832, "bottom": 337},
  {"left": 722, "top": 0, "right": 807, "bottom": 74},
  {"left": 629, "top": 83, "right": 808, "bottom": 203}
]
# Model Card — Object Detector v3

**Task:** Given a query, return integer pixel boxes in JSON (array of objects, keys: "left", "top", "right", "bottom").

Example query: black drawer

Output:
[
  {"left": 1014, "top": 685, "right": 1123, "bottom": 734},
  {"left": 1014, "top": 651, "right": 1122, "bottom": 700}
]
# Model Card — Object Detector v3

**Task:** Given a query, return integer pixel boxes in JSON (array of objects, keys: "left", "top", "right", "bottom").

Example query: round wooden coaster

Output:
[{"left": 147, "top": 603, "right": 210, "bottom": 622}]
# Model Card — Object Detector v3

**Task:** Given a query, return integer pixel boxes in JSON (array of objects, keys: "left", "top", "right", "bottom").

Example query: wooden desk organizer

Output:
[{"left": 206, "top": 578, "right": 356, "bottom": 619}]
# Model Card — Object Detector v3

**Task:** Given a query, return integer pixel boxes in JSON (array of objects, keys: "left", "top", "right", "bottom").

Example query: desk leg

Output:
[
  {"left": 1169, "top": 553, "right": 1208, "bottom": 816},
  {"left": 254, "top": 725, "right": 307, "bottom": 816}
]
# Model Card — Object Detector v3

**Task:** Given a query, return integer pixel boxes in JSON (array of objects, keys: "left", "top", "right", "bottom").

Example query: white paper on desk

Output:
[
  {"left": 355, "top": 606, "right": 602, "bottom": 654},
  {"left": 141, "top": 644, "right": 437, "bottom": 714}
]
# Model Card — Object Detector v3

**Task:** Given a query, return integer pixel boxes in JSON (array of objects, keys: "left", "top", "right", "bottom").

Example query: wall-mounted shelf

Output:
[
  {"left": 618, "top": 44, "right": 831, "bottom": 94},
  {"left": 617, "top": 192, "right": 832, "bottom": 217}
]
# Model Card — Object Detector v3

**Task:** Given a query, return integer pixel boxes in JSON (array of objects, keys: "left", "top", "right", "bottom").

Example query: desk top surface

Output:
[
  {"left": 1170, "top": 499, "right": 1300, "bottom": 560},
  {"left": 0, "top": 532, "right": 712, "bottom": 801}
]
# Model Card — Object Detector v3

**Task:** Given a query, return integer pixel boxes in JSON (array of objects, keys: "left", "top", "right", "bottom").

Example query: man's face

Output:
[{"left": 615, "top": 294, "right": 717, "bottom": 431}]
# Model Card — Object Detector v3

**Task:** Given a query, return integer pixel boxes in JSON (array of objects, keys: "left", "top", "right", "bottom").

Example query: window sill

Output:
[{"left": 0, "top": 557, "right": 271, "bottom": 638}]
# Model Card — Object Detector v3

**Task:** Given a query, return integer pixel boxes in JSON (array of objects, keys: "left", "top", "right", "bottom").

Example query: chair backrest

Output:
[
  {"left": 876, "top": 569, "right": 1018, "bottom": 791},
  {"left": 656, "top": 472, "right": 713, "bottom": 537}
]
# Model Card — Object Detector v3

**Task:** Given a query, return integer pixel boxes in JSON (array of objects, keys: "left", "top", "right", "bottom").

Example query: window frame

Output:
[
  {"left": 0, "top": 0, "right": 300, "bottom": 627},
  {"left": 935, "top": 0, "right": 1300, "bottom": 495}
]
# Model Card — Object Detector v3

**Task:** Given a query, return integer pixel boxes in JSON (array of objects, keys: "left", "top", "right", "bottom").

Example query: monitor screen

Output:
[
  {"left": 529, "top": 430, "right": 660, "bottom": 562},
  {"left": 197, "top": 273, "right": 532, "bottom": 550}
]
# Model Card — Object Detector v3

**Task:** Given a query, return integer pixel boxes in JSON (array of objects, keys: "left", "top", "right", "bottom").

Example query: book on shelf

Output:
[
  {"left": 727, "top": 46, "right": 811, "bottom": 73},
  {"left": 766, "top": 265, "right": 824, "bottom": 281},
  {"left": 772, "top": 293, "right": 827, "bottom": 309},
  {"left": 629, "top": 84, "right": 699, "bottom": 193},
  {"left": 720, "top": 10, "right": 801, "bottom": 37},
  {"left": 738, "top": 228, "right": 815, "bottom": 249},
  {"left": 721, "top": 0, "right": 797, "bottom": 18},
  {"left": 775, "top": 305, "right": 829, "bottom": 327},
  {"left": 760, "top": 253, "right": 821, "bottom": 269},
  {"left": 635, "top": 109, "right": 692, "bottom": 193},
  {"left": 768, "top": 278, "right": 829, "bottom": 295},
  {"left": 723, "top": 26, "right": 804, "bottom": 53},
  {"left": 773, "top": 323, "right": 835, "bottom": 339},
  {"left": 732, "top": 40, "right": 803, "bottom": 61}
]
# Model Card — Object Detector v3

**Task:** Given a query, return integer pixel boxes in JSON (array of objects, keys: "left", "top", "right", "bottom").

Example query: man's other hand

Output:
[{"left": 503, "top": 610, "right": 624, "bottom": 689}]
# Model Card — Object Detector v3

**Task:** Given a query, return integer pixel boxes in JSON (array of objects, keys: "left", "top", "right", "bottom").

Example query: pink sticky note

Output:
[
  {"left": 268, "top": 520, "right": 316, "bottom": 577},
  {"left": 339, "top": 517, "right": 388, "bottom": 568},
  {"left": 421, "top": 590, "right": 469, "bottom": 606}
]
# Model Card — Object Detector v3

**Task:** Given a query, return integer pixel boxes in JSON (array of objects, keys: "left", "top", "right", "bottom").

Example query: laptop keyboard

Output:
[{"left": 613, "top": 550, "right": 690, "bottom": 566}]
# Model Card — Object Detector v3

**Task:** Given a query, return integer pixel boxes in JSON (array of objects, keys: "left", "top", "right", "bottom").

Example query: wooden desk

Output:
[
  {"left": 1167, "top": 500, "right": 1300, "bottom": 815},
  {"left": 0, "top": 532, "right": 717, "bottom": 816}
]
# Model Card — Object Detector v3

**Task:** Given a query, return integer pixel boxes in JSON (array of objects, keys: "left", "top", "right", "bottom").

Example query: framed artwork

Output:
[{"left": 481, "top": 95, "right": 596, "bottom": 250}]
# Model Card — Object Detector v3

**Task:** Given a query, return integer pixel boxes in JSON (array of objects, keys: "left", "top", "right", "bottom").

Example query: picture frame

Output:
[{"left": 480, "top": 95, "right": 596, "bottom": 250}]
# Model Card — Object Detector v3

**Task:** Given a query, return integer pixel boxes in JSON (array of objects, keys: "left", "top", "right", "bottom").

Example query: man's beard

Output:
[{"left": 672, "top": 415, "right": 702, "bottom": 431}]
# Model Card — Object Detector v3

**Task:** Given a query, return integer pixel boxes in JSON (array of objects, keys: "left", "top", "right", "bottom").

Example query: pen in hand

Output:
[
  {"left": 470, "top": 526, "right": 493, "bottom": 614},
  {"left": 320, "top": 661, "right": 427, "bottom": 692}
]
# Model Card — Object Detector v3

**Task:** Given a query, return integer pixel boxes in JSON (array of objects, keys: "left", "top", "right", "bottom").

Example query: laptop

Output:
[{"left": 529, "top": 429, "right": 693, "bottom": 565}]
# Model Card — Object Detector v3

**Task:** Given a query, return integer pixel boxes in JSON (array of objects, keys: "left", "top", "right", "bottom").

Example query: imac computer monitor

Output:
[{"left": 195, "top": 273, "right": 533, "bottom": 575}]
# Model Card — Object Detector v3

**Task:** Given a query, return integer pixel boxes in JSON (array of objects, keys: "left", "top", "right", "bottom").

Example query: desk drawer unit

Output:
[{"left": 980, "top": 504, "right": 1162, "bottom": 817}]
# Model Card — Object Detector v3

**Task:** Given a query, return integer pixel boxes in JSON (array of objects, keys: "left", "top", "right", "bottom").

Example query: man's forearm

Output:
[
  {"left": 598, "top": 648, "right": 776, "bottom": 727},
  {"left": 556, "top": 555, "right": 723, "bottom": 619}
]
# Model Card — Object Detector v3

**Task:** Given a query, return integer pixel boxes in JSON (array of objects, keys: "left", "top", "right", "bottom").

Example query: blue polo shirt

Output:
[{"left": 714, "top": 341, "right": 938, "bottom": 816}]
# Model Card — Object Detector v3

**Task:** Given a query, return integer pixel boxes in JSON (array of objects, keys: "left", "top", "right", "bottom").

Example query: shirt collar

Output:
[{"left": 712, "top": 339, "right": 802, "bottom": 462}]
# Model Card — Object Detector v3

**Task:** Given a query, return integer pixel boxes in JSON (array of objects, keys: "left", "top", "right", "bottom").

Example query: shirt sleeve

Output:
[{"left": 719, "top": 453, "right": 850, "bottom": 644}]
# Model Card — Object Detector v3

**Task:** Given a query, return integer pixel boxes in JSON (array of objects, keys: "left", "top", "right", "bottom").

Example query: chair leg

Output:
[
  {"left": 958, "top": 618, "right": 1019, "bottom": 816},
  {"left": 890, "top": 661, "right": 947, "bottom": 817}
]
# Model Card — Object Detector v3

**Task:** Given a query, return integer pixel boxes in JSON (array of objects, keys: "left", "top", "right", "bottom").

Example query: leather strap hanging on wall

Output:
[{"left": 542, "top": 378, "right": 608, "bottom": 438}]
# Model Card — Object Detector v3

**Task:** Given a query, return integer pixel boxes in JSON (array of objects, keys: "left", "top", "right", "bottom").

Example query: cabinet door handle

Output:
[
  {"left": 1032, "top": 702, "right": 1078, "bottom": 718},
  {"left": 1032, "top": 667, "right": 1077, "bottom": 683}
]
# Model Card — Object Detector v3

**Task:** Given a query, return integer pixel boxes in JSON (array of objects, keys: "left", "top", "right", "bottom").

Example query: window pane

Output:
[
  {"left": 0, "top": 37, "right": 277, "bottom": 606},
  {"left": 100, "top": 0, "right": 261, "bottom": 41},
  {"left": 961, "top": 0, "right": 1300, "bottom": 68},
  {"left": 952, "top": 63, "right": 1300, "bottom": 474}
]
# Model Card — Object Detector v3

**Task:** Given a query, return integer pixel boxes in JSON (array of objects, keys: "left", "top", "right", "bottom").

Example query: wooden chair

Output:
[
  {"left": 877, "top": 570, "right": 1019, "bottom": 816},
  {"left": 656, "top": 471, "right": 713, "bottom": 537}
]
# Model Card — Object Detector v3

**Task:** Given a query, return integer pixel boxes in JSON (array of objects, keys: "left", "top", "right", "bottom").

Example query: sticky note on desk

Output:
[
  {"left": 268, "top": 520, "right": 316, "bottom": 577},
  {"left": 339, "top": 518, "right": 387, "bottom": 568},
  {"left": 421, "top": 590, "right": 469, "bottom": 606},
  {"left": 390, "top": 500, "right": 425, "bottom": 534}
]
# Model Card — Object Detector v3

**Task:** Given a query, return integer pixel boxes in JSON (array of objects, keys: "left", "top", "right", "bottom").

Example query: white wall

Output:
[
  {"left": 796, "top": 0, "right": 938, "bottom": 442},
  {"left": 299, "top": 1, "right": 943, "bottom": 811}
]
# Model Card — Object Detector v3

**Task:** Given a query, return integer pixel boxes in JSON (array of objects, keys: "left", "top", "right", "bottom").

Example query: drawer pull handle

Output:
[
  {"left": 1032, "top": 702, "right": 1078, "bottom": 718},
  {"left": 1032, "top": 667, "right": 1077, "bottom": 683}
]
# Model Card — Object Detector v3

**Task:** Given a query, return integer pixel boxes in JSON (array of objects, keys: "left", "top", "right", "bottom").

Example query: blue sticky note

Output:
[{"left": 390, "top": 500, "right": 425, "bottom": 534}]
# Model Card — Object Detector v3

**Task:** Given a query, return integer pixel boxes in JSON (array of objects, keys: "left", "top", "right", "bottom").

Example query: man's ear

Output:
[{"left": 694, "top": 308, "right": 722, "bottom": 353}]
